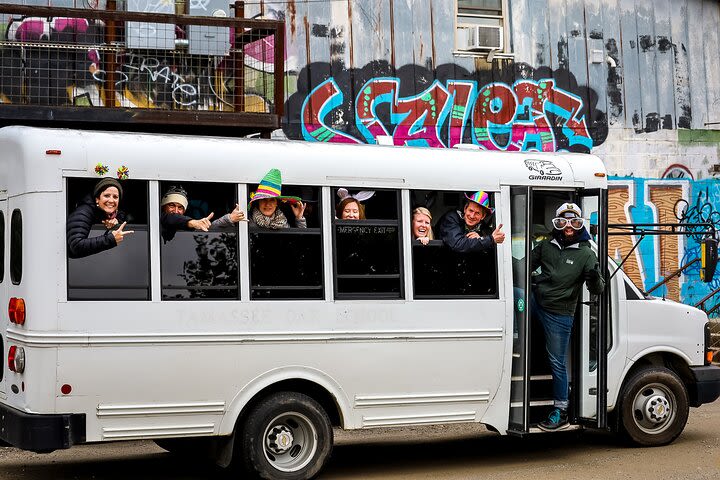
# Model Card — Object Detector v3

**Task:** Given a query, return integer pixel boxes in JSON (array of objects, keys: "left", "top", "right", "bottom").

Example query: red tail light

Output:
[
  {"left": 8, "top": 345, "right": 25, "bottom": 373},
  {"left": 8, "top": 297, "right": 26, "bottom": 325}
]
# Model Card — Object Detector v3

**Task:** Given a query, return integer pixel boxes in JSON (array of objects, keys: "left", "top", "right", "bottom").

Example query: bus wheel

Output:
[
  {"left": 619, "top": 367, "right": 689, "bottom": 446},
  {"left": 239, "top": 392, "right": 333, "bottom": 480}
]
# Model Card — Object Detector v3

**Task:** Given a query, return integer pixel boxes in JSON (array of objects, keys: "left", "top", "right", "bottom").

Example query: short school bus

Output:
[{"left": 0, "top": 126, "right": 718, "bottom": 479}]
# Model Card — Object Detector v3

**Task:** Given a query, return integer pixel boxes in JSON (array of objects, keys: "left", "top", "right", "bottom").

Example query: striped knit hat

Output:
[
  {"left": 464, "top": 190, "right": 493, "bottom": 213},
  {"left": 249, "top": 168, "right": 302, "bottom": 205}
]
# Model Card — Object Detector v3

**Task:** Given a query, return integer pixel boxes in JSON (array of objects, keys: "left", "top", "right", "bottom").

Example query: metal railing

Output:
[{"left": 0, "top": 2, "right": 284, "bottom": 132}]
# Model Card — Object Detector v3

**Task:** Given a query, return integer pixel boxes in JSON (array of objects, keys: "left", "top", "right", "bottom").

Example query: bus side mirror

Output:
[{"left": 701, "top": 238, "right": 718, "bottom": 282}]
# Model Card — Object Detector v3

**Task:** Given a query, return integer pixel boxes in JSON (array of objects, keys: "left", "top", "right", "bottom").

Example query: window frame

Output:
[
  {"left": 331, "top": 189, "right": 404, "bottom": 301},
  {"left": 0, "top": 209, "right": 4, "bottom": 284},
  {"left": 454, "top": 0, "right": 512, "bottom": 58},
  {"left": 10, "top": 208, "right": 21, "bottom": 285}
]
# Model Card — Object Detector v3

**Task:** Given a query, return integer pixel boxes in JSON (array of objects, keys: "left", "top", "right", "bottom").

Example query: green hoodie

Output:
[{"left": 531, "top": 230, "right": 605, "bottom": 316}]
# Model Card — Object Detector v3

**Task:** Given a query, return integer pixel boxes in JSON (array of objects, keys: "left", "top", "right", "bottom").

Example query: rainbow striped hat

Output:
[
  {"left": 249, "top": 168, "right": 302, "bottom": 205},
  {"left": 464, "top": 190, "right": 493, "bottom": 213}
]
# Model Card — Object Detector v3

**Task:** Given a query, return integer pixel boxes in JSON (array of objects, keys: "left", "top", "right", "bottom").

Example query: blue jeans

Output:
[{"left": 531, "top": 294, "right": 573, "bottom": 410}]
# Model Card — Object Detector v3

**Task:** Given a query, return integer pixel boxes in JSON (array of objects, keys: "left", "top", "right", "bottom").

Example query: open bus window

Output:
[
  {"left": 410, "top": 190, "right": 498, "bottom": 298},
  {"left": 333, "top": 189, "right": 403, "bottom": 299},
  {"left": 248, "top": 185, "right": 323, "bottom": 300},
  {"left": 66, "top": 178, "right": 150, "bottom": 300},
  {"left": 160, "top": 181, "right": 239, "bottom": 300}
]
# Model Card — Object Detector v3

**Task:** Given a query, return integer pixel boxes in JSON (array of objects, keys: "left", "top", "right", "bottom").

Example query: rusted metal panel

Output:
[
  {"left": 686, "top": 0, "right": 707, "bottom": 129},
  {"left": 565, "top": 0, "right": 588, "bottom": 91},
  {"left": 601, "top": 0, "right": 624, "bottom": 127},
  {"left": 348, "top": 0, "right": 393, "bottom": 70},
  {"left": 619, "top": 0, "right": 643, "bottom": 132},
  {"left": 585, "top": 0, "right": 607, "bottom": 134},
  {"left": 635, "top": 2, "right": 661, "bottom": 133},
  {"left": 653, "top": 0, "right": 675, "bottom": 131},
  {"left": 702, "top": 0, "right": 720, "bottom": 126},
  {"left": 547, "top": 0, "right": 569, "bottom": 70},
  {"left": 390, "top": 0, "right": 416, "bottom": 72},
  {"left": 669, "top": 1, "right": 692, "bottom": 129},
  {"left": 527, "top": 0, "right": 550, "bottom": 69},
  {"left": 510, "top": 0, "right": 533, "bottom": 65}
]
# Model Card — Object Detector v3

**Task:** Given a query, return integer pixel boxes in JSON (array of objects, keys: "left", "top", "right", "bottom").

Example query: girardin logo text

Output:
[{"left": 524, "top": 159, "right": 563, "bottom": 181}]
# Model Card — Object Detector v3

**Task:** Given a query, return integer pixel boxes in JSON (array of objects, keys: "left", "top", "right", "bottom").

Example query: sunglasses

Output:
[{"left": 552, "top": 217, "right": 584, "bottom": 230}]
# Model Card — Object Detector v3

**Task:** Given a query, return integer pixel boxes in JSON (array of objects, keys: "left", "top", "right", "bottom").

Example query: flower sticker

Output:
[
  {"left": 116, "top": 165, "right": 130, "bottom": 180},
  {"left": 94, "top": 163, "right": 109, "bottom": 176}
]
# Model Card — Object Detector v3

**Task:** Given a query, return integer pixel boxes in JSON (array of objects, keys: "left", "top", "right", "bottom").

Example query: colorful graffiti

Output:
[
  {"left": 285, "top": 61, "right": 608, "bottom": 152},
  {"left": 0, "top": 15, "right": 278, "bottom": 112},
  {"left": 609, "top": 177, "right": 720, "bottom": 313}
]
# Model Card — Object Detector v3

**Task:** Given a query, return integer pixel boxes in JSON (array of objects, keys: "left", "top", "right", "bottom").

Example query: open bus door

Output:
[{"left": 508, "top": 187, "right": 609, "bottom": 433}]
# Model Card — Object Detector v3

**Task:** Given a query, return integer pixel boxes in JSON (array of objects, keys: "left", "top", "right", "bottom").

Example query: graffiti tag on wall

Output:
[{"left": 286, "top": 61, "right": 608, "bottom": 152}]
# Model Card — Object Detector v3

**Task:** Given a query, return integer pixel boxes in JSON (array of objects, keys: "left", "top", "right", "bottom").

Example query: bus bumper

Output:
[
  {"left": 0, "top": 403, "right": 85, "bottom": 452},
  {"left": 688, "top": 365, "right": 720, "bottom": 407}
]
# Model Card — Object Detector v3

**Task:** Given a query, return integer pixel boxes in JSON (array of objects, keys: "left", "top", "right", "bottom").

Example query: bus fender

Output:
[{"left": 219, "top": 365, "right": 352, "bottom": 435}]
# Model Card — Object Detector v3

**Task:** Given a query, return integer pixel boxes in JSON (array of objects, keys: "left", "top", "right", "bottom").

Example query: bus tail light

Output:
[
  {"left": 9, "top": 297, "right": 26, "bottom": 325},
  {"left": 8, "top": 345, "right": 25, "bottom": 373}
]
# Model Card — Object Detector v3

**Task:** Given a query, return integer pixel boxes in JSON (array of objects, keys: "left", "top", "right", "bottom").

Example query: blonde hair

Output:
[{"left": 412, "top": 207, "right": 434, "bottom": 240}]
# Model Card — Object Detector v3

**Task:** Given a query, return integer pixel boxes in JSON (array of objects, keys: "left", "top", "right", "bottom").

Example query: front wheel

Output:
[
  {"left": 238, "top": 392, "right": 333, "bottom": 480},
  {"left": 618, "top": 366, "right": 689, "bottom": 446}
]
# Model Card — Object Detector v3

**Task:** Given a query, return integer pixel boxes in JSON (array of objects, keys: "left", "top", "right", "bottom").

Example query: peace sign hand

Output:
[{"left": 112, "top": 222, "right": 135, "bottom": 244}]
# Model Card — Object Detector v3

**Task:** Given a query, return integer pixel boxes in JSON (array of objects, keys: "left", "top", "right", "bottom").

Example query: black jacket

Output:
[
  {"left": 66, "top": 195, "right": 126, "bottom": 259},
  {"left": 437, "top": 209, "right": 496, "bottom": 253}
]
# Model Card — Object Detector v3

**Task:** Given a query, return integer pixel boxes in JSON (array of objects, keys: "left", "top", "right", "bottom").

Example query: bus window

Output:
[
  {"left": 67, "top": 179, "right": 150, "bottom": 300},
  {"left": 10, "top": 209, "right": 22, "bottom": 285},
  {"left": 0, "top": 210, "right": 4, "bottom": 283},
  {"left": 248, "top": 185, "right": 323, "bottom": 300},
  {"left": 333, "top": 189, "right": 403, "bottom": 299},
  {"left": 160, "top": 182, "right": 239, "bottom": 300},
  {"left": 410, "top": 190, "right": 498, "bottom": 298}
]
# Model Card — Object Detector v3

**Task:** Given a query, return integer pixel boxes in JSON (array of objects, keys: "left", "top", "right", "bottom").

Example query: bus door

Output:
[
  {"left": 0, "top": 191, "right": 6, "bottom": 397},
  {"left": 574, "top": 189, "right": 609, "bottom": 428},
  {"left": 508, "top": 187, "right": 609, "bottom": 433}
]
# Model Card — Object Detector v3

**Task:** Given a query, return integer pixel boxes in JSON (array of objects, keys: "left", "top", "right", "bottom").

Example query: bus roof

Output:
[{"left": 0, "top": 126, "right": 607, "bottom": 195}]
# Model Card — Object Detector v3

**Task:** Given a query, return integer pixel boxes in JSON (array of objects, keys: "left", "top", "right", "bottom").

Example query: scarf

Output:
[
  {"left": 251, "top": 206, "right": 289, "bottom": 229},
  {"left": 552, "top": 228, "right": 581, "bottom": 247}
]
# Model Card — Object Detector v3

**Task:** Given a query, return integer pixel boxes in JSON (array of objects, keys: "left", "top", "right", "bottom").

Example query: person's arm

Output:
[
  {"left": 66, "top": 204, "right": 116, "bottom": 259},
  {"left": 295, "top": 216, "right": 307, "bottom": 229},
  {"left": 210, "top": 213, "right": 232, "bottom": 230},
  {"left": 161, "top": 212, "right": 194, "bottom": 231},
  {"left": 438, "top": 215, "right": 494, "bottom": 253}
]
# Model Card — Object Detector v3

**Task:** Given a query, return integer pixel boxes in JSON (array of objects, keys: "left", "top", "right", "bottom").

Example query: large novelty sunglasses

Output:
[{"left": 552, "top": 217, "right": 585, "bottom": 230}]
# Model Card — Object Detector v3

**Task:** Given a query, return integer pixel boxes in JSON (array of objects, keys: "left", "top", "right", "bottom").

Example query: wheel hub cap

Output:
[
  {"left": 267, "top": 424, "right": 294, "bottom": 454},
  {"left": 644, "top": 394, "right": 671, "bottom": 424}
]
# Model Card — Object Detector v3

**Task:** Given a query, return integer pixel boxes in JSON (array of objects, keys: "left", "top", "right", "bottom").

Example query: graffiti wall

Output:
[{"left": 284, "top": 61, "right": 607, "bottom": 151}]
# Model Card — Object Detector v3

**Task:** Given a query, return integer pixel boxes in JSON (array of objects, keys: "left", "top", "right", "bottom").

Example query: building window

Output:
[{"left": 455, "top": 0, "right": 506, "bottom": 54}]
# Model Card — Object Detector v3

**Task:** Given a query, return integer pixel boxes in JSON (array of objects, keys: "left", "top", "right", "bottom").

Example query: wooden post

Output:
[
  {"left": 233, "top": 1, "right": 245, "bottom": 113},
  {"left": 102, "top": 0, "right": 118, "bottom": 108},
  {"left": 273, "top": 20, "right": 285, "bottom": 117}
]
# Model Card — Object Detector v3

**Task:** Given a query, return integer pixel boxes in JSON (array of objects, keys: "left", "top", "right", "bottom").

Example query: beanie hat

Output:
[
  {"left": 93, "top": 177, "right": 123, "bottom": 200},
  {"left": 161, "top": 186, "right": 189, "bottom": 210}
]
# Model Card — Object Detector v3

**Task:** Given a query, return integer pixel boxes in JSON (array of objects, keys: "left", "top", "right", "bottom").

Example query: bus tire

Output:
[
  {"left": 618, "top": 366, "right": 689, "bottom": 447},
  {"left": 238, "top": 391, "right": 333, "bottom": 480}
]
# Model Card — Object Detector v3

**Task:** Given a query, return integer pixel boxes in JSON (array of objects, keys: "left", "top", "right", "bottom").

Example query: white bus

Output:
[{"left": 0, "top": 126, "right": 718, "bottom": 479}]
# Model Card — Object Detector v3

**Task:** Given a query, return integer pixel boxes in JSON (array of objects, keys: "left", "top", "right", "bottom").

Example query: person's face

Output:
[
  {"left": 563, "top": 219, "right": 577, "bottom": 238},
  {"left": 463, "top": 202, "right": 486, "bottom": 228},
  {"left": 412, "top": 213, "right": 431, "bottom": 238},
  {"left": 341, "top": 200, "right": 360, "bottom": 220},
  {"left": 96, "top": 187, "right": 119, "bottom": 216},
  {"left": 163, "top": 202, "right": 185, "bottom": 215},
  {"left": 258, "top": 198, "right": 278, "bottom": 216}
]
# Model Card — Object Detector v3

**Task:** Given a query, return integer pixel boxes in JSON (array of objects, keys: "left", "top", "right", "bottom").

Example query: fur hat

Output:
[
  {"left": 93, "top": 177, "right": 123, "bottom": 200},
  {"left": 249, "top": 168, "right": 302, "bottom": 205},
  {"left": 161, "top": 186, "right": 189, "bottom": 210}
]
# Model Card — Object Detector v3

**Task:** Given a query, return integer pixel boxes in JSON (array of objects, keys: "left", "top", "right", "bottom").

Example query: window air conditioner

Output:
[{"left": 460, "top": 25, "right": 504, "bottom": 51}]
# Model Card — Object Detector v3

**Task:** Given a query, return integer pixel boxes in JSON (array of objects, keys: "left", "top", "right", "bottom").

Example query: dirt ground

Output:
[{"left": 1, "top": 399, "right": 719, "bottom": 479}]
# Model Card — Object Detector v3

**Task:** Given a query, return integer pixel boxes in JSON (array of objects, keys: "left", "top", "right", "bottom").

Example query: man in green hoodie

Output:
[{"left": 532, "top": 202, "right": 605, "bottom": 431}]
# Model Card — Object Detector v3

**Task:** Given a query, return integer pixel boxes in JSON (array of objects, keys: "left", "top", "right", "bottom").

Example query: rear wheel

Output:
[
  {"left": 618, "top": 366, "right": 689, "bottom": 446},
  {"left": 238, "top": 392, "right": 333, "bottom": 480}
]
